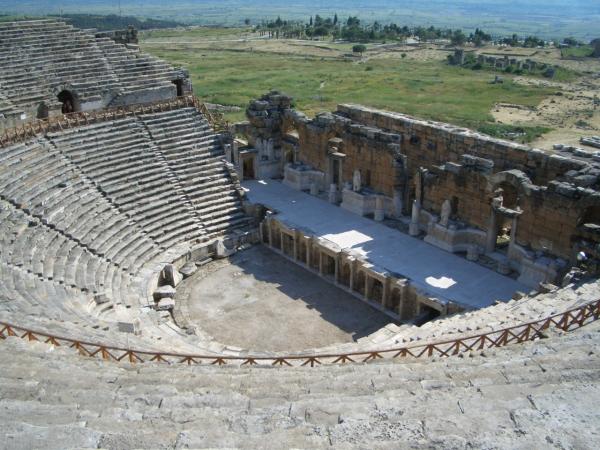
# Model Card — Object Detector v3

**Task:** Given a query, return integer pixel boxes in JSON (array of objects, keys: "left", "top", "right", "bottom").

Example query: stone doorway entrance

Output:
[
  {"left": 172, "top": 79, "right": 184, "bottom": 97},
  {"left": 243, "top": 157, "right": 255, "bottom": 180},
  {"left": 57, "top": 90, "right": 78, "bottom": 114}
]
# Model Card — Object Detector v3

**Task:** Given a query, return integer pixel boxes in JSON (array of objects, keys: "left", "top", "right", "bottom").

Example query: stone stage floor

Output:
[{"left": 242, "top": 179, "right": 527, "bottom": 310}]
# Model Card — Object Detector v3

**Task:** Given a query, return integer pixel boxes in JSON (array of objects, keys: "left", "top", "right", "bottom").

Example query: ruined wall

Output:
[
  {"left": 423, "top": 163, "right": 600, "bottom": 259},
  {"left": 240, "top": 92, "right": 600, "bottom": 268},
  {"left": 424, "top": 167, "right": 491, "bottom": 230},
  {"left": 336, "top": 104, "right": 586, "bottom": 186},
  {"left": 290, "top": 111, "right": 400, "bottom": 196}
]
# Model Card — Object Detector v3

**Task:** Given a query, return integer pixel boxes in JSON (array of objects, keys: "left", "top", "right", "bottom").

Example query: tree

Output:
[
  {"left": 244, "top": 18, "right": 251, "bottom": 26},
  {"left": 333, "top": 13, "right": 338, "bottom": 26},
  {"left": 563, "top": 37, "right": 580, "bottom": 47},
  {"left": 353, "top": 44, "right": 367, "bottom": 55},
  {"left": 451, "top": 29, "right": 466, "bottom": 46}
]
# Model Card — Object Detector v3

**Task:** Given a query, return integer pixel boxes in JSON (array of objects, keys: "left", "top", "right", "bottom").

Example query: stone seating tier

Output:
[
  {"left": 0, "top": 20, "right": 183, "bottom": 118},
  {"left": 0, "top": 106, "right": 251, "bottom": 352}
]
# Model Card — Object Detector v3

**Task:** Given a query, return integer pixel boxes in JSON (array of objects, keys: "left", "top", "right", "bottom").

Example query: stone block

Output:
[
  {"left": 154, "top": 285, "right": 176, "bottom": 301},
  {"left": 163, "top": 264, "right": 183, "bottom": 287},
  {"left": 156, "top": 298, "right": 175, "bottom": 311}
]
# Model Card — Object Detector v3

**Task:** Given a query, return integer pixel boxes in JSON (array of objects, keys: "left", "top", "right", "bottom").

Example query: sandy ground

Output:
[
  {"left": 180, "top": 246, "right": 392, "bottom": 352},
  {"left": 491, "top": 75, "right": 600, "bottom": 150}
]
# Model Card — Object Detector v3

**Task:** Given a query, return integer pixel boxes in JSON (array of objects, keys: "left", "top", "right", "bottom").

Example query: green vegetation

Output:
[
  {"left": 456, "top": 53, "right": 579, "bottom": 82},
  {"left": 144, "top": 45, "right": 555, "bottom": 130},
  {"left": 352, "top": 44, "right": 366, "bottom": 55},
  {"left": 141, "top": 27, "right": 250, "bottom": 40},
  {"left": 561, "top": 45, "right": 594, "bottom": 58},
  {"left": 255, "top": 15, "right": 493, "bottom": 45},
  {"left": 477, "top": 124, "right": 552, "bottom": 144}
]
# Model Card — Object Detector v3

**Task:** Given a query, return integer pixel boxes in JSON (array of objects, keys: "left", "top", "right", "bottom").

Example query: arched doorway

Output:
[
  {"left": 494, "top": 182, "right": 519, "bottom": 250},
  {"left": 242, "top": 157, "right": 255, "bottom": 180},
  {"left": 172, "top": 79, "right": 184, "bottom": 97},
  {"left": 578, "top": 205, "right": 600, "bottom": 227},
  {"left": 57, "top": 90, "right": 78, "bottom": 114}
]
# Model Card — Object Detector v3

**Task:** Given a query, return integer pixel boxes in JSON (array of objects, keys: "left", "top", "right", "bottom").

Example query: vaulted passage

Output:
[{"left": 57, "top": 90, "right": 78, "bottom": 114}]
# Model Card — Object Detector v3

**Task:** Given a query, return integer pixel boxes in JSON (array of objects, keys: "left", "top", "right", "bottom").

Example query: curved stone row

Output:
[
  {"left": 0, "top": 19, "right": 186, "bottom": 126},
  {"left": 0, "top": 319, "right": 598, "bottom": 449},
  {"left": 0, "top": 106, "right": 251, "bottom": 352}
]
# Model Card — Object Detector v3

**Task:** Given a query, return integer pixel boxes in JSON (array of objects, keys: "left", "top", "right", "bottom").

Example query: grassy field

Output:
[
  {"left": 140, "top": 27, "right": 251, "bottom": 40},
  {"left": 144, "top": 43, "right": 555, "bottom": 132},
  {"left": 561, "top": 45, "right": 594, "bottom": 59}
]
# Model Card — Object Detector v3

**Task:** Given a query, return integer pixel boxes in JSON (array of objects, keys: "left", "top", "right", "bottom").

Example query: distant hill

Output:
[{"left": 0, "top": 0, "right": 599, "bottom": 40}]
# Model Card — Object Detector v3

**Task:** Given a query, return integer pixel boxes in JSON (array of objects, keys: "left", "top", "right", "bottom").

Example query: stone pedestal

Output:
[
  {"left": 283, "top": 163, "right": 324, "bottom": 192},
  {"left": 341, "top": 188, "right": 376, "bottom": 217},
  {"left": 310, "top": 182, "right": 319, "bottom": 196},
  {"left": 393, "top": 190, "right": 403, "bottom": 218},
  {"left": 466, "top": 245, "right": 480, "bottom": 262},
  {"left": 497, "top": 260, "right": 511, "bottom": 275}
]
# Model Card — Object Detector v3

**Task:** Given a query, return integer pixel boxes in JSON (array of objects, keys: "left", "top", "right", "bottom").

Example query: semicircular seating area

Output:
[
  {"left": 0, "top": 102, "right": 598, "bottom": 361},
  {"left": 0, "top": 106, "right": 252, "bottom": 352}
]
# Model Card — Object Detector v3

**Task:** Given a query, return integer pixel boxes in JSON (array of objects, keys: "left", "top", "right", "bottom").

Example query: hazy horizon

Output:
[{"left": 1, "top": 0, "right": 599, "bottom": 40}]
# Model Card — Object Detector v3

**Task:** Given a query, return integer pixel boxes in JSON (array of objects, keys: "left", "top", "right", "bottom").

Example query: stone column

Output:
[
  {"left": 280, "top": 230, "right": 285, "bottom": 253},
  {"left": 267, "top": 221, "right": 273, "bottom": 248},
  {"left": 293, "top": 232, "right": 299, "bottom": 261},
  {"left": 409, "top": 200, "right": 421, "bottom": 236},
  {"left": 334, "top": 255, "right": 339, "bottom": 284},
  {"left": 393, "top": 189, "right": 403, "bottom": 218},
  {"left": 382, "top": 278, "right": 390, "bottom": 308},
  {"left": 305, "top": 239, "right": 310, "bottom": 266},
  {"left": 364, "top": 274, "right": 371, "bottom": 301},
  {"left": 397, "top": 287, "right": 406, "bottom": 318},
  {"left": 485, "top": 210, "right": 497, "bottom": 254},
  {"left": 374, "top": 196, "right": 385, "bottom": 222},
  {"left": 349, "top": 260, "right": 355, "bottom": 292},
  {"left": 318, "top": 250, "right": 324, "bottom": 275},
  {"left": 328, "top": 183, "right": 338, "bottom": 204}
]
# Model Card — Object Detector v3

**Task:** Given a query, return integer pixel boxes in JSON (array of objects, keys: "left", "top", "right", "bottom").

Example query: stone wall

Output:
[
  {"left": 336, "top": 104, "right": 586, "bottom": 187},
  {"left": 237, "top": 92, "right": 600, "bottom": 279}
]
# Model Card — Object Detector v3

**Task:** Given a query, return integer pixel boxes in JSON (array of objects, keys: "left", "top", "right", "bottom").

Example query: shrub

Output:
[{"left": 352, "top": 44, "right": 367, "bottom": 54}]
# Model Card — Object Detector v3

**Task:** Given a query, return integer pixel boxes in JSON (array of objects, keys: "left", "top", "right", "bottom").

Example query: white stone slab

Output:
[{"left": 243, "top": 179, "right": 527, "bottom": 309}]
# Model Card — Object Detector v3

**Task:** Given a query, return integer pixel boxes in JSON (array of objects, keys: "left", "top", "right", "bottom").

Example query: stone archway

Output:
[
  {"left": 172, "top": 79, "right": 184, "bottom": 97},
  {"left": 485, "top": 170, "right": 530, "bottom": 254},
  {"left": 57, "top": 90, "right": 79, "bottom": 114}
]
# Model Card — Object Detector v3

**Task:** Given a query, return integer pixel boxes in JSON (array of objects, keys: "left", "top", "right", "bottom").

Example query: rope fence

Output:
[{"left": 1, "top": 299, "right": 598, "bottom": 368}]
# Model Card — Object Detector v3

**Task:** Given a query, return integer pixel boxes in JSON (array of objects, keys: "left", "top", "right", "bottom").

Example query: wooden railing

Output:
[
  {"left": 0, "top": 95, "right": 229, "bottom": 147},
  {"left": 1, "top": 299, "right": 598, "bottom": 367}
]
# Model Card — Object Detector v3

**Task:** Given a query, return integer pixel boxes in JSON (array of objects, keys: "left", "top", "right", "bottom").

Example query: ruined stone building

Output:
[
  {"left": 0, "top": 20, "right": 599, "bottom": 449},
  {"left": 234, "top": 91, "right": 600, "bottom": 292}
]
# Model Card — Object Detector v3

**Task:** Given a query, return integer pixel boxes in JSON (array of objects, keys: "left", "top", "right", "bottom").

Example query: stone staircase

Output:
[
  {"left": 140, "top": 107, "right": 253, "bottom": 237},
  {"left": 0, "top": 319, "right": 598, "bottom": 449}
]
